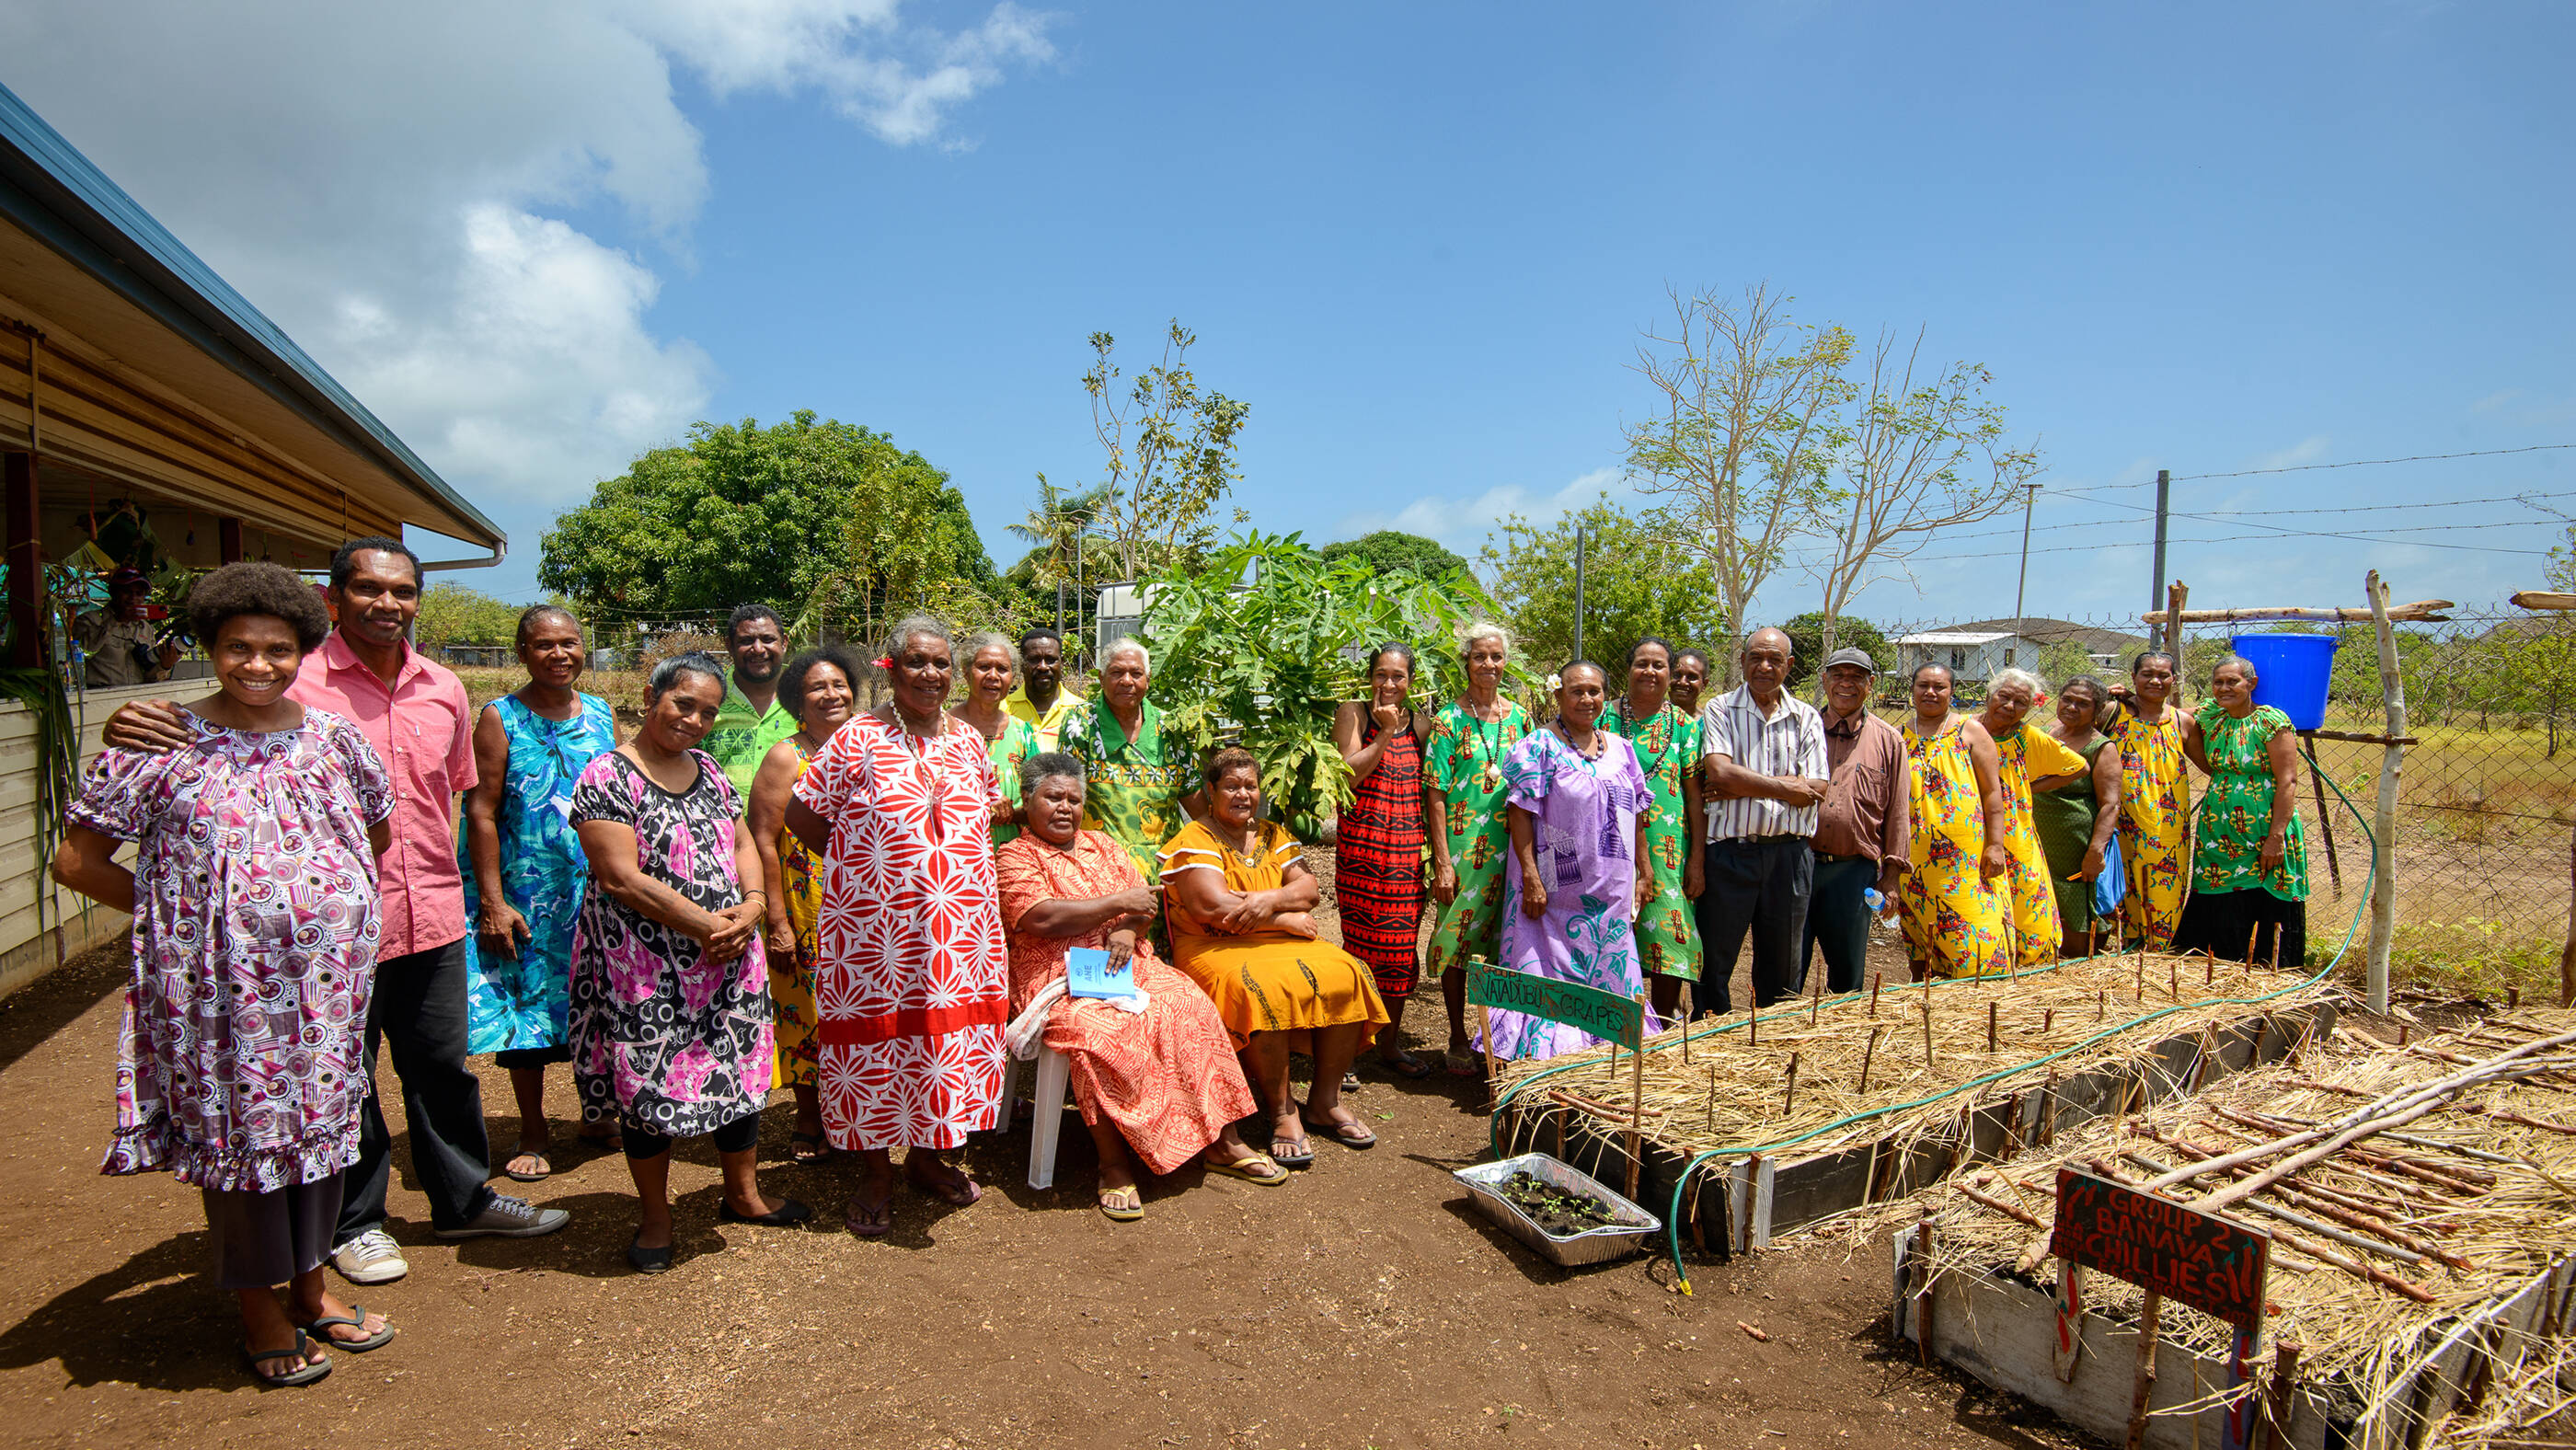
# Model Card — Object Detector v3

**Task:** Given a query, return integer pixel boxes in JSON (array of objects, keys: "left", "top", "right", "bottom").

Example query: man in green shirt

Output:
[
  {"left": 1006, "top": 626, "right": 1085, "bottom": 751},
  {"left": 702, "top": 604, "right": 798, "bottom": 800}
]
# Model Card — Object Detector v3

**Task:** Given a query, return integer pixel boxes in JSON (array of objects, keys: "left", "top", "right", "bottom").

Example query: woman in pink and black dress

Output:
[{"left": 1331, "top": 642, "right": 1432, "bottom": 1078}]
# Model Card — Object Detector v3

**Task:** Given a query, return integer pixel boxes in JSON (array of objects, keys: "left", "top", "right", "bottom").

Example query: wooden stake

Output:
[
  {"left": 2040, "top": 1064, "right": 2061, "bottom": 1145},
  {"left": 2126, "top": 1292, "right": 2163, "bottom": 1450},
  {"left": 1782, "top": 1052, "right": 1800, "bottom": 1118},
  {"left": 1913, "top": 1214, "right": 1938, "bottom": 1366},
  {"left": 2135, "top": 953, "right": 2147, "bottom": 1003},
  {"left": 2262, "top": 1341, "right": 2302, "bottom": 1450},
  {"left": 1869, "top": 972, "right": 1883, "bottom": 1018},
  {"left": 2052, "top": 1261, "right": 2087, "bottom": 1384},
  {"left": 1810, "top": 961, "right": 1823, "bottom": 1026},
  {"left": 2365, "top": 569, "right": 2404, "bottom": 1015},
  {"left": 1858, "top": 1024, "right": 1886, "bottom": 1096},
  {"left": 1476, "top": 999, "right": 1501, "bottom": 1112},
  {"left": 2043, "top": 1007, "right": 2054, "bottom": 1035},
  {"left": 2509, "top": 986, "right": 2521, "bottom": 1010},
  {"left": 1986, "top": 1001, "right": 2000, "bottom": 1053},
  {"left": 2099, "top": 988, "right": 2108, "bottom": 1022},
  {"left": 1627, "top": 992, "right": 1647, "bottom": 1201},
  {"left": 1922, "top": 998, "right": 1936, "bottom": 1069}
]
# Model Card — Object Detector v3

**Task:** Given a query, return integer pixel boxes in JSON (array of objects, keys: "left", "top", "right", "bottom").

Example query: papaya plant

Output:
[{"left": 1142, "top": 533, "right": 1529, "bottom": 834}]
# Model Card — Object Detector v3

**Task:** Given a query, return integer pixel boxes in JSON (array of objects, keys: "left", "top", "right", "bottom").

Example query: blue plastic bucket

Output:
[{"left": 2228, "top": 633, "right": 2338, "bottom": 731}]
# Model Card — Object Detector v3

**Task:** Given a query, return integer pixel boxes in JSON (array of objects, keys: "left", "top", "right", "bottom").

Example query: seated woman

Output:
[
  {"left": 995, "top": 754, "right": 1284, "bottom": 1219},
  {"left": 1160, "top": 748, "right": 1391, "bottom": 1170}
]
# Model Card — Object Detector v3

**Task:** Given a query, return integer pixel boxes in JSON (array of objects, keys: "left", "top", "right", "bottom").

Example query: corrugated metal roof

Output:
[{"left": 0, "top": 81, "right": 503, "bottom": 554}]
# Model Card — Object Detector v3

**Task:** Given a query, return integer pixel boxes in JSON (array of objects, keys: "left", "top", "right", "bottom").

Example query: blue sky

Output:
[{"left": 5, "top": 1, "right": 2569, "bottom": 632}]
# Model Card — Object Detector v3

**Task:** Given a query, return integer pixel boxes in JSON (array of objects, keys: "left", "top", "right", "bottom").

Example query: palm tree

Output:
[{"left": 1009, "top": 476, "right": 1115, "bottom": 590}]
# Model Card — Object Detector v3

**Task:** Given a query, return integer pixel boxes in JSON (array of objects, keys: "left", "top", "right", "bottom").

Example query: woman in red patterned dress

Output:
[
  {"left": 787, "top": 616, "right": 1015, "bottom": 1237},
  {"left": 1331, "top": 643, "right": 1433, "bottom": 1078}
]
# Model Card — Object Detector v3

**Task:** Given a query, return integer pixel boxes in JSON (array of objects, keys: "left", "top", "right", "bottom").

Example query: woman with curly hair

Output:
[
  {"left": 746, "top": 645, "right": 860, "bottom": 1164},
  {"left": 52, "top": 563, "right": 397, "bottom": 1386}
]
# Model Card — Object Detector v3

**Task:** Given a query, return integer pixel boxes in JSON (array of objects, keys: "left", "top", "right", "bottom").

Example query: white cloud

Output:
[
  {"left": 1336, "top": 466, "right": 1634, "bottom": 558},
  {"left": 2250, "top": 434, "right": 2331, "bottom": 471},
  {"left": 0, "top": 0, "right": 1052, "bottom": 529}
]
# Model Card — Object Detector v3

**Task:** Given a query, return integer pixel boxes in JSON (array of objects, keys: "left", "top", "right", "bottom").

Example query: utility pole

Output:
[
  {"left": 1571, "top": 524, "right": 1587, "bottom": 662},
  {"left": 2011, "top": 480, "right": 2042, "bottom": 645},
  {"left": 2148, "top": 468, "right": 2171, "bottom": 649}
]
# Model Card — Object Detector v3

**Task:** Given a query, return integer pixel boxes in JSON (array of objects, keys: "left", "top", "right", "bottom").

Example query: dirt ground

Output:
[{"left": 0, "top": 908, "right": 2107, "bottom": 1450}]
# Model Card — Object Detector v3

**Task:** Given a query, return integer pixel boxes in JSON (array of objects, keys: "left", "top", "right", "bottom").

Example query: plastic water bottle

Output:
[{"left": 1862, "top": 887, "right": 1886, "bottom": 912}]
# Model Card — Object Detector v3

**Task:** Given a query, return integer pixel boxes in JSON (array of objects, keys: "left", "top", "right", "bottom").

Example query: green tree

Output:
[
  {"left": 1479, "top": 499, "right": 1730, "bottom": 676},
  {"left": 1777, "top": 612, "right": 1891, "bottom": 688},
  {"left": 1317, "top": 530, "right": 1474, "bottom": 585},
  {"left": 1077, "top": 322, "right": 1251, "bottom": 581},
  {"left": 538, "top": 412, "right": 993, "bottom": 627},
  {"left": 412, "top": 582, "right": 526, "bottom": 651},
  {"left": 1144, "top": 534, "right": 1521, "bottom": 834}
]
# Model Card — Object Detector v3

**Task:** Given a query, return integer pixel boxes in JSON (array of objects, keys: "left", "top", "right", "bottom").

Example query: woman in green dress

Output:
[
  {"left": 2034, "top": 674, "right": 2124, "bottom": 958},
  {"left": 1062, "top": 639, "right": 1202, "bottom": 885},
  {"left": 956, "top": 632, "right": 1041, "bottom": 847},
  {"left": 1423, "top": 622, "right": 1530, "bottom": 1074},
  {"left": 1603, "top": 637, "right": 1704, "bottom": 1021},
  {"left": 2174, "top": 654, "right": 2310, "bottom": 965}
]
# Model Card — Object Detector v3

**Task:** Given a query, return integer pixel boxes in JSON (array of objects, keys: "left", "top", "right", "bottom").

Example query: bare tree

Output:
[
  {"left": 1808, "top": 328, "right": 2043, "bottom": 664},
  {"left": 1624, "top": 284, "right": 1853, "bottom": 685},
  {"left": 1080, "top": 321, "right": 1250, "bottom": 582}
]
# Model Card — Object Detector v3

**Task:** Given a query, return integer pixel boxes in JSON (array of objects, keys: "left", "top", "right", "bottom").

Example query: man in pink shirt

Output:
[{"left": 109, "top": 538, "right": 569, "bottom": 1284}]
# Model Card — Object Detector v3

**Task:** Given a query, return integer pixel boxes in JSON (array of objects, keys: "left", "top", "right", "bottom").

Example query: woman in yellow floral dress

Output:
[
  {"left": 747, "top": 646, "right": 859, "bottom": 1164},
  {"left": 1897, "top": 663, "right": 2014, "bottom": 979},
  {"left": 1976, "top": 668, "right": 2088, "bottom": 966},
  {"left": 2104, "top": 650, "right": 2191, "bottom": 949},
  {"left": 1604, "top": 637, "right": 1704, "bottom": 1020},
  {"left": 1423, "top": 623, "right": 1531, "bottom": 1074}
]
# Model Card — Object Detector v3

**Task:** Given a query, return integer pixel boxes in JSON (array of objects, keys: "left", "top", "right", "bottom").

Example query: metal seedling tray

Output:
[{"left": 1454, "top": 1152, "right": 1663, "bottom": 1268}]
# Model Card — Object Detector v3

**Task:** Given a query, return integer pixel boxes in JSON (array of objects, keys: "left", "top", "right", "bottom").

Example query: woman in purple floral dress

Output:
[
  {"left": 52, "top": 563, "right": 396, "bottom": 1387},
  {"left": 569, "top": 652, "right": 807, "bottom": 1273},
  {"left": 1483, "top": 662, "right": 1660, "bottom": 1062}
]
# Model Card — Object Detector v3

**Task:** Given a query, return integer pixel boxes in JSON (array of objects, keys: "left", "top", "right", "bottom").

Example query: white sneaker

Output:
[
  {"left": 433, "top": 1192, "right": 570, "bottom": 1240},
  {"left": 330, "top": 1228, "right": 408, "bottom": 1284}
]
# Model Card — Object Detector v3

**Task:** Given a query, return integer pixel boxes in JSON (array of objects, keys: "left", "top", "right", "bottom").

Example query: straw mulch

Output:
[
  {"left": 1883, "top": 1010, "right": 2576, "bottom": 1442},
  {"left": 1490, "top": 953, "right": 2333, "bottom": 1164}
]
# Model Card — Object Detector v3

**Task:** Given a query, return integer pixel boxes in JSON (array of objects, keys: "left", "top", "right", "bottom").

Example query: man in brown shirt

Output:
[{"left": 1801, "top": 649, "right": 1911, "bottom": 993}]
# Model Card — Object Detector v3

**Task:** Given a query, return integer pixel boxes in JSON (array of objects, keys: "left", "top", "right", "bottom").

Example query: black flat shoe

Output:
[
  {"left": 626, "top": 1235, "right": 674, "bottom": 1274},
  {"left": 717, "top": 1196, "right": 814, "bottom": 1226}
]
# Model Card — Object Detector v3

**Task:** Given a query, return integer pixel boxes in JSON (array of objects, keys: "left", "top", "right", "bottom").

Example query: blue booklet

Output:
[{"left": 1065, "top": 947, "right": 1133, "bottom": 1001}]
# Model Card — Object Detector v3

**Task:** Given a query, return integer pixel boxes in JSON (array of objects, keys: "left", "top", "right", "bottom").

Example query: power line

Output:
[
  {"left": 1918, "top": 491, "right": 2570, "bottom": 547},
  {"left": 2172, "top": 443, "right": 2576, "bottom": 481},
  {"left": 1910, "top": 528, "right": 2547, "bottom": 564}
]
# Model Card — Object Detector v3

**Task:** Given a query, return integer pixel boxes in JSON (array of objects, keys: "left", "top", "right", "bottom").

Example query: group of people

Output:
[{"left": 49, "top": 544, "right": 2314, "bottom": 1388}]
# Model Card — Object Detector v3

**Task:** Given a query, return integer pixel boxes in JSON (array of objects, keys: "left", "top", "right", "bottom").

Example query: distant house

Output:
[{"left": 1893, "top": 616, "right": 2151, "bottom": 685}]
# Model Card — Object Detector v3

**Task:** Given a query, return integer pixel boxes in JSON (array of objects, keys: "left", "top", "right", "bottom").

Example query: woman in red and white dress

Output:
[{"left": 787, "top": 616, "right": 1012, "bottom": 1236}]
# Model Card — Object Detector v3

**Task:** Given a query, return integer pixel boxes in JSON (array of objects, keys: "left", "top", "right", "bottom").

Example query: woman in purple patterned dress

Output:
[
  {"left": 569, "top": 652, "right": 807, "bottom": 1273},
  {"left": 1482, "top": 662, "right": 1660, "bottom": 1062},
  {"left": 52, "top": 563, "right": 396, "bottom": 1387}
]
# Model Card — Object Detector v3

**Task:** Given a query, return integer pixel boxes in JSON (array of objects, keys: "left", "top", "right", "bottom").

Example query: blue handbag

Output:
[{"left": 2091, "top": 833, "right": 2127, "bottom": 917}]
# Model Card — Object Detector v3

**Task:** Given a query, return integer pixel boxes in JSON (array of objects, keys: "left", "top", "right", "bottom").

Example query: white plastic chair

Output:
[{"left": 1001, "top": 1043, "right": 1073, "bottom": 1191}]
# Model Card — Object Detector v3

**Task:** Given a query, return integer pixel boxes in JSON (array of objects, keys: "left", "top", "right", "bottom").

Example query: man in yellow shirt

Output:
[{"left": 1005, "top": 626, "right": 1084, "bottom": 750}]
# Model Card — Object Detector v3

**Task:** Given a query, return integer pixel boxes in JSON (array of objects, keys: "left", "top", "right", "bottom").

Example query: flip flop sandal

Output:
[
  {"left": 626, "top": 1235, "right": 674, "bottom": 1274},
  {"left": 302, "top": 1306, "right": 395, "bottom": 1353},
  {"left": 245, "top": 1329, "right": 330, "bottom": 1387},
  {"left": 1303, "top": 1115, "right": 1379, "bottom": 1149},
  {"left": 788, "top": 1130, "right": 829, "bottom": 1165},
  {"left": 1268, "top": 1134, "right": 1315, "bottom": 1170},
  {"left": 844, "top": 1195, "right": 894, "bottom": 1238},
  {"left": 1340, "top": 1071, "right": 1363, "bottom": 1092},
  {"left": 1202, "top": 1153, "right": 1290, "bottom": 1186},
  {"left": 1097, "top": 1186, "right": 1145, "bottom": 1222},
  {"left": 907, "top": 1171, "right": 983, "bottom": 1209},
  {"left": 1378, "top": 1051, "right": 1436, "bottom": 1080},
  {"left": 1443, "top": 1047, "right": 1483, "bottom": 1077},
  {"left": 500, "top": 1148, "right": 552, "bottom": 1183}
]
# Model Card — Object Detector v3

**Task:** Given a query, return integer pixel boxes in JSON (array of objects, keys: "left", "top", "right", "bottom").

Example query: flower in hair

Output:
[
  {"left": 873, "top": 656, "right": 893, "bottom": 671},
  {"left": 1546, "top": 673, "right": 1564, "bottom": 691}
]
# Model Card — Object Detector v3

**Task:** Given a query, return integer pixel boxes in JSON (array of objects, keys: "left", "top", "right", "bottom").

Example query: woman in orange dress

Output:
[{"left": 994, "top": 753, "right": 1282, "bottom": 1219}]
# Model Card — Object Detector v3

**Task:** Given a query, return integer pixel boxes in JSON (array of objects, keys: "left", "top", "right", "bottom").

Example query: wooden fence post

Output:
[{"left": 2365, "top": 570, "right": 2406, "bottom": 1016}]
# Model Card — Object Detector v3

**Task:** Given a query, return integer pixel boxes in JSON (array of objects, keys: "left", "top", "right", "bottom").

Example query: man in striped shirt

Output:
[{"left": 1695, "top": 627, "right": 1831, "bottom": 1015}]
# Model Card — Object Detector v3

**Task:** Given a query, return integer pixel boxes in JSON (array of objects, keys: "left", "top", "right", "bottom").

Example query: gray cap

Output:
[{"left": 1821, "top": 647, "right": 1878, "bottom": 673}]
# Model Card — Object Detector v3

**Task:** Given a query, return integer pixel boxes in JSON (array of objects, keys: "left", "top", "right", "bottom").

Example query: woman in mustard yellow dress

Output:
[
  {"left": 1976, "top": 668, "right": 2089, "bottom": 967},
  {"left": 1161, "top": 747, "right": 1389, "bottom": 1171},
  {"left": 1897, "top": 663, "right": 2013, "bottom": 979},
  {"left": 748, "top": 646, "right": 859, "bottom": 1164},
  {"left": 2104, "top": 650, "right": 2192, "bottom": 949}
]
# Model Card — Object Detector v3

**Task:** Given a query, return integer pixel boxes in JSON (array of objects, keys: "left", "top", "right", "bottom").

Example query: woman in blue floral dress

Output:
[
  {"left": 1483, "top": 662, "right": 1660, "bottom": 1062},
  {"left": 462, "top": 606, "right": 619, "bottom": 1180}
]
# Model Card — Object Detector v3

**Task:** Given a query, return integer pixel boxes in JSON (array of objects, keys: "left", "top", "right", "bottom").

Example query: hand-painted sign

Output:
[
  {"left": 2050, "top": 1169, "right": 2271, "bottom": 1331},
  {"left": 1465, "top": 961, "right": 1645, "bottom": 1051}
]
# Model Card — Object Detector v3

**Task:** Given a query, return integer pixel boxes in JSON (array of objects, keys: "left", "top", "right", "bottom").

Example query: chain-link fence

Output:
[{"left": 1824, "top": 604, "right": 2573, "bottom": 988}]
